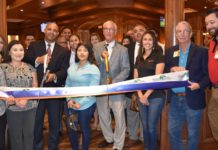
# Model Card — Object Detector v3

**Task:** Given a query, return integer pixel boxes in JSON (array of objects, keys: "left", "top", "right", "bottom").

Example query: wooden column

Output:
[
  {"left": 160, "top": 0, "right": 184, "bottom": 150},
  {"left": 164, "top": 0, "right": 184, "bottom": 49},
  {"left": 0, "top": 0, "right": 7, "bottom": 40}
]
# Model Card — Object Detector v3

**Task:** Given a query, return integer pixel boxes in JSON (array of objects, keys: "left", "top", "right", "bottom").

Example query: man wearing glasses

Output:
[
  {"left": 93, "top": 20, "right": 130, "bottom": 150},
  {"left": 165, "top": 21, "right": 210, "bottom": 150}
]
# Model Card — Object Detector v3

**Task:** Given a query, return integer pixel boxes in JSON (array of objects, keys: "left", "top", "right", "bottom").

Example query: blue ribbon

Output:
[{"left": 0, "top": 71, "right": 189, "bottom": 99}]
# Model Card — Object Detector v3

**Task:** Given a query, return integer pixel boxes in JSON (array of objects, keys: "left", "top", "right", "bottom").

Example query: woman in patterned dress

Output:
[{"left": 0, "top": 40, "right": 38, "bottom": 150}]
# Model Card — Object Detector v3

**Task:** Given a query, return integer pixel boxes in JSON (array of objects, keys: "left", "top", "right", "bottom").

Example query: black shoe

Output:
[{"left": 98, "top": 140, "right": 113, "bottom": 148}]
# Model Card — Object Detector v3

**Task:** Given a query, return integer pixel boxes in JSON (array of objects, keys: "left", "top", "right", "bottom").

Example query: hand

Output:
[
  {"left": 106, "top": 76, "right": 112, "bottom": 84},
  {"left": 36, "top": 54, "right": 51, "bottom": 65},
  {"left": 16, "top": 99, "right": 28, "bottom": 108},
  {"left": 101, "top": 50, "right": 109, "bottom": 59},
  {"left": 188, "top": 81, "right": 200, "bottom": 91},
  {"left": 5, "top": 96, "right": 15, "bottom": 106},
  {"left": 139, "top": 95, "right": 149, "bottom": 106},
  {"left": 46, "top": 73, "right": 56, "bottom": 83},
  {"left": 67, "top": 100, "right": 81, "bottom": 109},
  {"left": 170, "top": 66, "right": 186, "bottom": 72}
]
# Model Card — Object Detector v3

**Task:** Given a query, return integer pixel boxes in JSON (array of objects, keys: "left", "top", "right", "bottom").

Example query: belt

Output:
[
  {"left": 213, "top": 84, "right": 218, "bottom": 89},
  {"left": 173, "top": 92, "right": 186, "bottom": 97}
]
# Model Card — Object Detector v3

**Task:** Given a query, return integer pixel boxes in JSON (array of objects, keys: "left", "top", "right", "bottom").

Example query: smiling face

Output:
[
  {"left": 77, "top": 45, "right": 89, "bottom": 63},
  {"left": 176, "top": 22, "right": 192, "bottom": 45},
  {"left": 69, "top": 35, "right": 80, "bottom": 50},
  {"left": 205, "top": 13, "right": 218, "bottom": 36},
  {"left": 9, "top": 44, "right": 25, "bottom": 62},
  {"left": 142, "top": 33, "right": 154, "bottom": 51},
  {"left": 61, "top": 28, "right": 72, "bottom": 41},
  {"left": 44, "top": 23, "right": 59, "bottom": 43},
  {"left": 103, "top": 21, "right": 117, "bottom": 43}
]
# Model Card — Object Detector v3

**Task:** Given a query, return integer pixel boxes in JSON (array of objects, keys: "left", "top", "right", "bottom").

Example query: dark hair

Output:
[
  {"left": 121, "top": 35, "right": 133, "bottom": 46},
  {"left": 69, "top": 34, "right": 81, "bottom": 41},
  {"left": 4, "top": 40, "right": 23, "bottom": 63},
  {"left": 75, "top": 44, "right": 97, "bottom": 66},
  {"left": 136, "top": 30, "right": 163, "bottom": 62},
  {"left": 205, "top": 8, "right": 218, "bottom": 18},
  {"left": 90, "top": 33, "right": 101, "bottom": 40},
  {"left": 0, "top": 35, "right": 7, "bottom": 62},
  {"left": 60, "top": 26, "right": 72, "bottom": 33}
]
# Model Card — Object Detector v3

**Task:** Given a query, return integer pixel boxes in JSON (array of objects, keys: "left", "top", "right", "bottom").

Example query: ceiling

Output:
[{"left": 6, "top": 0, "right": 218, "bottom": 33}]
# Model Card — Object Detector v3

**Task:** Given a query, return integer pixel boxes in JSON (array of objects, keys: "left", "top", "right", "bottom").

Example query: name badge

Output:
[
  {"left": 173, "top": 50, "right": 180, "bottom": 57},
  {"left": 215, "top": 50, "right": 218, "bottom": 59}
]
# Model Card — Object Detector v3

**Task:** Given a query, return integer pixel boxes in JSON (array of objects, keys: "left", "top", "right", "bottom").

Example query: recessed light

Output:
[
  {"left": 204, "top": 6, "right": 207, "bottom": 9},
  {"left": 20, "top": 9, "right": 24, "bottom": 12},
  {"left": 41, "top": 1, "right": 45, "bottom": 5}
]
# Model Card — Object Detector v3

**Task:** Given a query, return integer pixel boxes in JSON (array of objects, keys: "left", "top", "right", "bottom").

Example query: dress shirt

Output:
[
  {"left": 105, "top": 40, "right": 115, "bottom": 60},
  {"left": 69, "top": 50, "right": 75, "bottom": 66},
  {"left": 134, "top": 42, "right": 140, "bottom": 64}
]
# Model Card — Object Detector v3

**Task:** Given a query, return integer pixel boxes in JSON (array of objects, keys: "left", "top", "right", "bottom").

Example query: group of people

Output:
[{"left": 0, "top": 7, "right": 218, "bottom": 150}]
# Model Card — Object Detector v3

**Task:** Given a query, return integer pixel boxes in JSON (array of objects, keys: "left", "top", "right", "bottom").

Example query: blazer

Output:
[
  {"left": 24, "top": 40, "right": 70, "bottom": 87},
  {"left": 93, "top": 41, "right": 130, "bottom": 100},
  {"left": 165, "top": 43, "right": 210, "bottom": 110}
]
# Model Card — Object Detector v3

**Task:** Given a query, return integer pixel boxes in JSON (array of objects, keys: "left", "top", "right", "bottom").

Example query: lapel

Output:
[
  {"left": 40, "top": 41, "right": 47, "bottom": 55},
  {"left": 172, "top": 45, "right": 180, "bottom": 66},
  {"left": 186, "top": 43, "right": 195, "bottom": 68},
  {"left": 47, "top": 43, "right": 59, "bottom": 70},
  {"left": 109, "top": 42, "right": 119, "bottom": 63}
]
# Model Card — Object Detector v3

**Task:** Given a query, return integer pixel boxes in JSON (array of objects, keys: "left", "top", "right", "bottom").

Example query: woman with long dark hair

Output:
[
  {"left": 65, "top": 44, "right": 100, "bottom": 150},
  {"left": 134, "top": 31, "right": 165, "bottom": 150}
]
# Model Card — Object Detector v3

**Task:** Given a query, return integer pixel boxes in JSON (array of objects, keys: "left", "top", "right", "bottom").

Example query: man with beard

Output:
[
  {"left": 205, "top": 8, "right": 218, "bottom": 142},
  {"left": 24, "top": 22, "right": 70, "bottom": 150}
]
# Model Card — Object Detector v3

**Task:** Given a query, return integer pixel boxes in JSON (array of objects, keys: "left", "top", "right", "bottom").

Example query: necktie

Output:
[{"left": 47, "top": 44, "right": 51, "bottom": 57}]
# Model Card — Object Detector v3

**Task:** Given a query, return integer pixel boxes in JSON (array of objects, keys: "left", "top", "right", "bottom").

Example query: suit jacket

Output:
[
  {"left": 126, "top": 42, "right": 137, "bottom": 98},
  {"left": 165, "top": 43, "right": 210, "bottom": 110},
  {"left": 24, "top": 40, "right": 70, "bottom": 87},
  {"left": 93, "top": 41, "right": 130, "bottom": 100}
]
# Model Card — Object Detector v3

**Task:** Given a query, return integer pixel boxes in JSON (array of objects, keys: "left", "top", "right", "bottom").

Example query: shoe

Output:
[
  {"left": 124, "top": 139, "right": 140, "bottom": 147},
  {"left": 98, "top": 140, "right": 113, "bottom": 148}
]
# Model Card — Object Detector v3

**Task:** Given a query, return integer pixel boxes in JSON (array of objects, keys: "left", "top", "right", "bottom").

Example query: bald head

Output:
[{"left": 44, "top": 22, "right": 59, "bottom": 43}]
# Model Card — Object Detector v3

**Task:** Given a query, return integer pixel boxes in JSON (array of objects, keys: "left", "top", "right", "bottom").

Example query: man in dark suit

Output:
[
  {"left": 24, "top": 22, "right": 70, "bottom": 150},
  {"left": 165, "top": 21, "right": 210, "bottom": 150},
  {"left": 125, "top": 24, "right": 146, "bottom": 147}
]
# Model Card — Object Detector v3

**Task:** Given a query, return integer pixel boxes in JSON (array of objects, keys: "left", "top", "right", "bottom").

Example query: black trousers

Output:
[
  {"left": 34, "top": 100, "right": 61, "bottom": 150},
  {"left": 0, "top": 113, "right": 6, "bottom": 150}
]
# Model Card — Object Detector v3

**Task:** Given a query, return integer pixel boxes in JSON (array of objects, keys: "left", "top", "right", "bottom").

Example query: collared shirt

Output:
[
  {"left": 45, "top": 41, "right": 55, "bottom": 54},
  {"left": 134, "top": 42, "right": 140, "bottom": 64},
  {"left": 65, "top": 62, "right": 100, "bottom": 110},
  {"left": 172, "top": 44, "right": 190, "bottom": 93},
  {"left": 208, "top": 40, "right": 218, "bottom": 84},
  {"left": 69, "top": 50, "right": 75, "bottom": 66},
  {"left": 105, "top": 40, "right": 115, "bottom": 60}
]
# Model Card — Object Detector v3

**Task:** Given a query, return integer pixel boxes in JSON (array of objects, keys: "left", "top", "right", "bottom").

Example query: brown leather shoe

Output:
[
  {"left": 98, "top": 140, "right": 113, "bottom": 148},
  {"left": 124, "top": 139, "right": 141, "bottom": 147}
]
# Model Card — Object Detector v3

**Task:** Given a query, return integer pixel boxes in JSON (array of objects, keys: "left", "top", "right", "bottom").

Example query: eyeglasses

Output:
[
  {"left": 103, "top": 28, "right": 115, "bottom": 32},
  {"left": 176, "top": 29, "right": 191, "bottom": 35}
]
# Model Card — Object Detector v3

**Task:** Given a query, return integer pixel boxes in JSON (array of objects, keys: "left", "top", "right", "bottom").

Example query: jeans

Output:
[
  {"left": 68, "top": 104, "right": 96, "bottom": 150},
  {"left": 137, "top": 97, "right": 164, "bottom": 150},
  {"left": 168, "top": 94, "right": 203, "bottom": 150}
]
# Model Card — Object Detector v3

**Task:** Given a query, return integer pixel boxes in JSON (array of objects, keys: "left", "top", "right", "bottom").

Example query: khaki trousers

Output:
[{"left": 208, "top": 87, "right": 218, "bottom": 142}]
